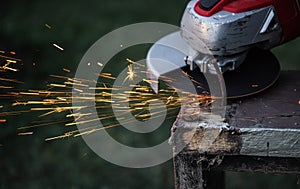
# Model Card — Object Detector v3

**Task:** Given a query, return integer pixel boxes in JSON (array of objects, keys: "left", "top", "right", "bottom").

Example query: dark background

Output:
[{"left": 0, "top": 0, "right": 300, "bottom": 188}]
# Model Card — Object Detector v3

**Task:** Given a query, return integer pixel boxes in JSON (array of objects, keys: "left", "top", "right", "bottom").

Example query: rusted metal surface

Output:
[
  {"left": 228, "top": 71, "right": 300, "bottom": 129},
  {"left": 172, "top": 71, "right": 300, "bottom": 157},
  {"left": 173, "top": 71, "right": 300, "bottom": 189}
]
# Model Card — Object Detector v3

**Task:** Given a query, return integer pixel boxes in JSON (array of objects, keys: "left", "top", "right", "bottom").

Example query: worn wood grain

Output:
[
  {"left": 174, "top": 152, "right": 204, "bottom": 189},
  {"left": 176, "top": 152, "right": 300, "bottom": 174},
  {"left": 174, "top": 152, "right": 225, "bottom": 189}
]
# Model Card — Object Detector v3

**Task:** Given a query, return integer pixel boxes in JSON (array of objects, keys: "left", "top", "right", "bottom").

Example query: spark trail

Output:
[{"left": 1, "top": 54, "right": 213, "bottom": 141}]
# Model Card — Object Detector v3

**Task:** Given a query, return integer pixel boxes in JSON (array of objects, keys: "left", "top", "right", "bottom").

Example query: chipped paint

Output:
[{"left": 240, "top": 128, "right": 300, "bottom": 157}]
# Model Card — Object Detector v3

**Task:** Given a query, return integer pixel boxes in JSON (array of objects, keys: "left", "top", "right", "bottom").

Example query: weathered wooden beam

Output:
[
  {"left": 176, "top": 152, "right": 300, "bottom": 174},
  {"left": 173, "top": 126, "right": 300, "bottom": 158},
  {"left": 208, "top": 155, "right": 300, "bottom": 174},
  {"left": 174, "top": 151, "right": 225, "bottom": 189},
  {"left": 173, "top": 152, "right": 204, "bottom": 189}
]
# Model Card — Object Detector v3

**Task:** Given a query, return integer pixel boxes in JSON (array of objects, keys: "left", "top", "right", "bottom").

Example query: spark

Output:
[
  {"left": 90, "top": 87, "right": 119, "bottom": 91},
  {"left": 44, "top": 23, "right": 52, "bottom": 29},
  {"left": 66, "top": 113, "right": 92, "bottom": 119},
  {"left": 123, "top": 64, "right": 137, "bottom": 83},
  {"left": 18, "top": 132, "right": 34, "bottom": 136},
  {"left": 73, "top": 125, "right": 117, "bottom": 137},
  {"left": 0, "top": 54, "right": 22, "bottom": 62},
  {"left": 64, "top": 116, "right": 114, "bottom": 127},
  {"left": 19, "top": 92, "right": 40, "bottom": 96},
  {"left": 45, "top": 132, "right": 73, "bottom": 141},
  {"left": 63, "top": 81, "right": 88, "bottom": 87},
  {"left": 0, "top": 77, "right": 24, "bottom": 84},
  {"left": 98, "top": 73, "right": 116, "bottom": 80},
  {"left": 49, "top": 84, "right": 67, "bottom": 88},
  {"left": 18, "top": 119, "right": 71, "bottom": 130},
  {"left": 0, "top": 119, "right": 7, "bottom": 123},
  {"left": 57, "top": 97, "right": 67, "bottom": 101},
  {"left": 1, "top": 66, "right": 18, "bottom": 72},
  {"left": 166, "top": 96, "right": 175, "bottom": 105},
  {"left": 63, "top": 68, "right": 71, "bottom": 73},
  {"left": 0, "top": 86, "right": 13, "bottom": 89},
  {"left": 126, "top": 58, "right": 144, "bottom": 67},
  {"left": 0, "top": 59, "right": 19, "bottom": 72},
  {"left": 73, "top": 88, "right": 83, "bottom": 93},
  {"left": 143, "top": 79, "right": 158, "bottom": 85},
  {"left": 53, "top": 43, "right": 64, "bottom": 51},
  {"left": 30, "top": 106, "right": 85, "bottom": 112}
]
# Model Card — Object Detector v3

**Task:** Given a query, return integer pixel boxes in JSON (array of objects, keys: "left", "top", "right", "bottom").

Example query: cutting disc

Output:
[
  {"left": 147, "top": 32, "right": 281, "bottom": 98},
  {"left": 181, "top": 48, "right": 281, "bottom": 98}
]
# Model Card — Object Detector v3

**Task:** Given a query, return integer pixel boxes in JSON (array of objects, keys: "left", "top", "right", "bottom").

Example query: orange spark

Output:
[
  {"left": 126, "top": 58, "right": 144, "bottom": 67},
  {"left": 63, "top": 68, "right": 71, "bottom": 73},
  {"left": 123, "top": 64, "right": 136, "bottom": 83},
  {"left": 49, "top": 84, "right": 67, "bottom": 88},
  {"left": 0, "top": 119, "right": 7, "bottom": 123},
  {"left": 0, "top": 54, "right": 22, "bottom": 62},
  {"left": 45, "top": 132, "right": 73, "bottom": 141},
  {"left": 0, "top": 77, "right": 24, "bottom": 84},
  {"left": 98, "top": 73, "right": 116, "bottom": 80},
  {"left": 0, "top": 86, "right": 13, "bottom": 89},
  {"left": 18, "top": 119, "right": 71, "bottom": 130},
  {"left": 45, "top": 23, "right": 52, "bottom": 29},
  {"left": 18, "top": 132, "right": 34, "bottom": 136}
]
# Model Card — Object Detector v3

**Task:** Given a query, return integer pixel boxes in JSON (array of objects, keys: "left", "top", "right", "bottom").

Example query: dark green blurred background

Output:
[{"left": 0, "top": 0, "right": 299, "bottom": 189}]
